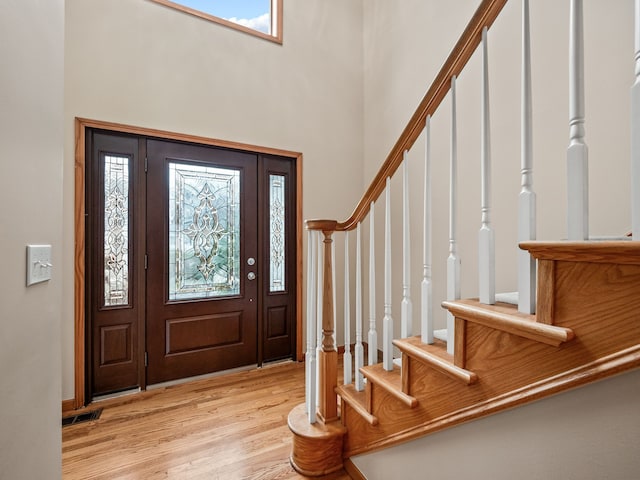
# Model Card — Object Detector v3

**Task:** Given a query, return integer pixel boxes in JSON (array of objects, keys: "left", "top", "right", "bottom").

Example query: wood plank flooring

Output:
[{"left": 62, "top": 361, "right": 351, "bottom": 479}]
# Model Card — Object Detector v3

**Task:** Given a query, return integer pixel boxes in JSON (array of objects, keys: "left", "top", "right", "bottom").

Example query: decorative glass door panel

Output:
[
  {"left": 88, "top": 132, "right": 141, "bottom": 397},
  {"left": 269, "top": 174, "right": 286, "bottom": 292},
  {"left": 103, "top": 154, "right": 130, "bottom": 307},
  {"left": 168, "top": 162, "right": 240, "bottom": 301},
  {"left": 146, "top": 140, "right": 259, "bottom": 385}
]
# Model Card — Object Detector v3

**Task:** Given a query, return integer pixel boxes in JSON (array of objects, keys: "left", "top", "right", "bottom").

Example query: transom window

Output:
[{"left": 150, "top": 0, "right": 282, "bottom": 43}]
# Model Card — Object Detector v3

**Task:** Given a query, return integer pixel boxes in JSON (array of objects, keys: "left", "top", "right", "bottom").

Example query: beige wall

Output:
[
  {"left": 362, "top": 0, "right": 633, "bottom": 335},
  {"left": 64, "top": 0, "right": 635, "bottom": 405},
  {"left": 0, "top": 0, "right": 64, "bottom": 478},
  {"left": 63, "top": 0, "right": 364, "bottom": 399},
  {"left": 353, "top": 368, "right": 640, "bottom": 479}
]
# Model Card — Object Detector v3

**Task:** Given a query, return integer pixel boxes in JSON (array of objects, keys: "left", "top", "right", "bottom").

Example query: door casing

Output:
[{"left": 73, "top": 117, "right": 304, "bottom": 408}]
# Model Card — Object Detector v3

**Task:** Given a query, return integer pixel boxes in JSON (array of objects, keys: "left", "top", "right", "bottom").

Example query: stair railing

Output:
[
  {"left": 304, "top": 0, "right": 509, "bottom": 423},
  {"left": 302, "top": 0, "right": 639, "bottom": 428}
]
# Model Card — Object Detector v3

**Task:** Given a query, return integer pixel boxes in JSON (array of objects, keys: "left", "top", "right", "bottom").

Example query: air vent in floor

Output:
[{"left": 62, "top": 408, "right": 102, "bottom": 427}]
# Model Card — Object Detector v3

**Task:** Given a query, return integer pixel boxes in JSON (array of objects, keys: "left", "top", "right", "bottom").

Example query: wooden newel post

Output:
[
  {"left": 288, "top": 220, "right": 345, "bottom": 477},
  {"left": 318, "top": 226, "right": 338, "bottom": 423}
]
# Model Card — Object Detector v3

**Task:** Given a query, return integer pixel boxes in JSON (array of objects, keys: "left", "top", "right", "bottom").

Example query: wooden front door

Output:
[
  {"left": 86, "top": 129, "right": 296, "bottom": 398},
  {"left": 145, "top": 140, "right": 258, "bottom": 385}
]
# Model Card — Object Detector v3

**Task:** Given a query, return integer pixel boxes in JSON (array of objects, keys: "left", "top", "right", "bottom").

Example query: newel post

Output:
[
  {"left": 317, "top": 223, "right": 339, "bottom": 423},
  {"left": 288, "top": 219, "right": 345, "bottom": 477}
]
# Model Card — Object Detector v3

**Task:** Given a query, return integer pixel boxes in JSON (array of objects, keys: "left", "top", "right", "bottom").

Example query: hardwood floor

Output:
[{"left": 62, "top": 361, "right": 351, "bottom": 479}]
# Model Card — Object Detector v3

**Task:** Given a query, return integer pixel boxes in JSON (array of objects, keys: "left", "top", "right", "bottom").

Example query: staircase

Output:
[
  {"left": 337, "top": 241, "right": 640, "bottom": 457},
  {"left": 288, "top": 0, "right": 640, "bottom": 476}
]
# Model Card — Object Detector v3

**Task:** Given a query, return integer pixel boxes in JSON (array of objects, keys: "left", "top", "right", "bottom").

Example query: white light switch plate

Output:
[{"left": 26, "top": 244, "right": 52, "bottom": 286}]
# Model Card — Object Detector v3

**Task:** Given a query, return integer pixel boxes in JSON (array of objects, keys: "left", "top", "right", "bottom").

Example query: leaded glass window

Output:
[
  {"left": 168, "top": 162, "right": 240, "bottom": 300},
  {"left": 103, "top": 155, "right": 130, "bottom": 307},
  {"left": 269, "top": 174, "right": 285, "bottom": 292}
]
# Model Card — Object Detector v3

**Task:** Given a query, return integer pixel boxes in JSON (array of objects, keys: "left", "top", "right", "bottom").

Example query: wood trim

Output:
[
  {"left": 296, "top": 154, "right": 304, "bottom": 362},
  {"left": 288, "top": 403, "right": 346, "bottom": 476},
  {"left": 75, "top": 118, "right": 302, "bottom": 159},
  {"left": 360, "top": 364, "right": 418, "bottom": 408},
  {"left": 73, "top": 117, "right": 304, "bottom": 406},
  {"left": 394, "top": 337, "right": 477, "bottom": 385},
  {"left": 61, "top": 399, "right": 75, "bottom": 414},
  {"left": 521, "top": 241, "right": 640, "bottom": 265},
  {"left": 344, "top": 344, "right": 640, "bottom": 457},
  {"left": 148, "top": 0, "right": 284, "bottom": 45},
  {"left": 536, "top": 259, "right": 555, "bottom": 325},
  {"left": 302, "top": 0, "right": 508, "bottom": 232},
  {"left": 343, "top": 458, "right": 367, "bottom": 480},
  {"left": 336, "top": 384, "right": 378, "bottom": 426},
  {"left": 73, "top": 118, "right": 86, "bottom": 410},
  {"left": 442, "top": 299, "right": 574, "bottom": 347},
  {"left": 454, "top": 317, "right": 467, "bottom": 368}
]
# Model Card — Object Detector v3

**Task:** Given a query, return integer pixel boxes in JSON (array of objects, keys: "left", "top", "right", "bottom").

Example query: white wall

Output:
[
  {"left": 0, "top": 1, "right": 64, "bottom": 478},
  {"left": 352, "top": 368, "right": 640, "bottom": 480},
  {"left": 362, "top": 0, "right": 633, "bottom": 335},
  {"left": 63, "top": 0, "right": 365, "bottom": 400}
]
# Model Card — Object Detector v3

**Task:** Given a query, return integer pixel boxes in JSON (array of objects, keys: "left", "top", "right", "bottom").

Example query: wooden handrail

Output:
[{"left": 305, "top": 0, "right": 509, "bottom": 232}]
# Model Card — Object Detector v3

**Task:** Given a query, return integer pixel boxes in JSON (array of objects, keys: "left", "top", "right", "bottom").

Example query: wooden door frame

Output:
[{"left": 73, "top": 117, "right": 304, "bottom": 409}]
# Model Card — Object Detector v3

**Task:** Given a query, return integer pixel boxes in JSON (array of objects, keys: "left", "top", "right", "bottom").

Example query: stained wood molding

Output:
[
  {"left": 61, "top": 399, "right": 76, "bottom": 414},
  {"left": 521, "top": 240, "right": 640, "bottom": 265},
  {"left": 394, "top": 337, "right": 477, "bottom": 385},
  {"left": 344, "top": 344, "right": 640, "bottom": 458},
  {"left": 148, "top": 0, "right": 284, "bottom": 44},
  {"left": 442, "top": 299, "right": 574, "bottom": 347},
  {"left": 360, "top": 364, "right": 418, "bottom": 408},
  {"left": 73, "top": 117, "right": 304, "bottom": 408},
  {"left": 336, "top": 384, "right": 378, "bottom": 426},
  {"left": 343, "top": 458, "right": 367, "bottom": 480}
]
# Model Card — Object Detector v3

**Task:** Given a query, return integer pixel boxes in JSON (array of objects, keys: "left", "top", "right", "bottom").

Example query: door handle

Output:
[{"left": 247, "top": 272, "right": 256, "bottom": 280}]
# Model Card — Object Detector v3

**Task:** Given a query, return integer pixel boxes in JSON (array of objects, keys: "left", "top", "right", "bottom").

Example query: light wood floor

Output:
[{"left": 62, "top": 361, "right": 351, "bottom": 479}]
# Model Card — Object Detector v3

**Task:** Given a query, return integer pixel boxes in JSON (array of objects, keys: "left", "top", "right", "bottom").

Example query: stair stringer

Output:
[{"left": 339, "top": 243, "right": 640, "bottom": 457}]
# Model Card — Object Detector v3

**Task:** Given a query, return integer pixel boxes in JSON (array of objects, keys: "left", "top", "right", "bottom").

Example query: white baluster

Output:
[
  {"left": 632, "top": 0, "right": 640, "bottom": 240},
  {"left": 343, "top": 232, "right": 352, "bottom": 385},
  {"left": 316, "top": 231, "right": 323, "bottom": 406},
  {"left": 332, "top": 234, "right": 337, "bottom": 351},
  {"left": 567, "top": 0, "right": 589, "bottom": 240},
  {"left": 422, "top": 116, "right": 434, "bottom": 344},
  {"left": 447, "top": 75, "right": 461, "bottom": 355},
  {"left": 306, "top": 230, "right": 317, "bottom": 423},
  {"left": 355, "top": 223, "right": 365, "bottom": 391},
  {"left": 479, "top": 26, "right": 496, "bottom": 306},
  {"left": 368, "top": 202, "right": 378, "bottom": 366},
  {"left": 518, "top": 0, "right": 537, "bottom": 314},
  {"left": 402, "top": 150, "right": 413, "bottom": 338},
  {"left": 383, "top": 177, "right": 394, "bottom": 370}
]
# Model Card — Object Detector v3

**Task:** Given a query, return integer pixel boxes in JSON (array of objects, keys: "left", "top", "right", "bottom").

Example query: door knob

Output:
[{"left": 247, "top": 272, "right": 256, "bottom": 280}]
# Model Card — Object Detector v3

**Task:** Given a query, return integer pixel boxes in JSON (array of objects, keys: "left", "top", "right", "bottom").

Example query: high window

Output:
[{"left": 150, "top": 0, "right": 282, "bottom": 43}]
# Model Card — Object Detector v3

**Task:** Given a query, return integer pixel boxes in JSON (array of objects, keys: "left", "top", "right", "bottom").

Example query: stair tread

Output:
[
  {"left": 360, "top": 364, "right": 418, "bottom": 408},
  {"left": 442, "top": 298, "right": 575, "bottom": 347},
  {"left": 336, "top": 383, "right": 378, "bottom": 425},
  {"left": 394, "top": 336, "right": 478, "bottom": 385}
]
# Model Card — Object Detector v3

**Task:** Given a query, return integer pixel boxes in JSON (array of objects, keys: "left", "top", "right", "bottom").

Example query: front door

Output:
[
  {"left": 86, "top": 129, "right": 297, "bottom": 398},
  {"left": 145, "top": 140, "right": 258, "bottom": 385}
]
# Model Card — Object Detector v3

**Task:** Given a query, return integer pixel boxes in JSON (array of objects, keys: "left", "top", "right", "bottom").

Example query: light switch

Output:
[{"left": 26, "top": 245, "right": 53, "bottom": 286}]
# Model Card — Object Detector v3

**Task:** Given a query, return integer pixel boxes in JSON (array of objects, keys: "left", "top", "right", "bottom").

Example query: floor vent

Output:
[{"left": 62, "top": 408, "right": 102, "bottom": 427}]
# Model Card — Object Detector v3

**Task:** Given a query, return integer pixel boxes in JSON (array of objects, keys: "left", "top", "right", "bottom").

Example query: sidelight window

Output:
[{"left": 103, "top": 155, "right": 131, "bottom": 307}]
